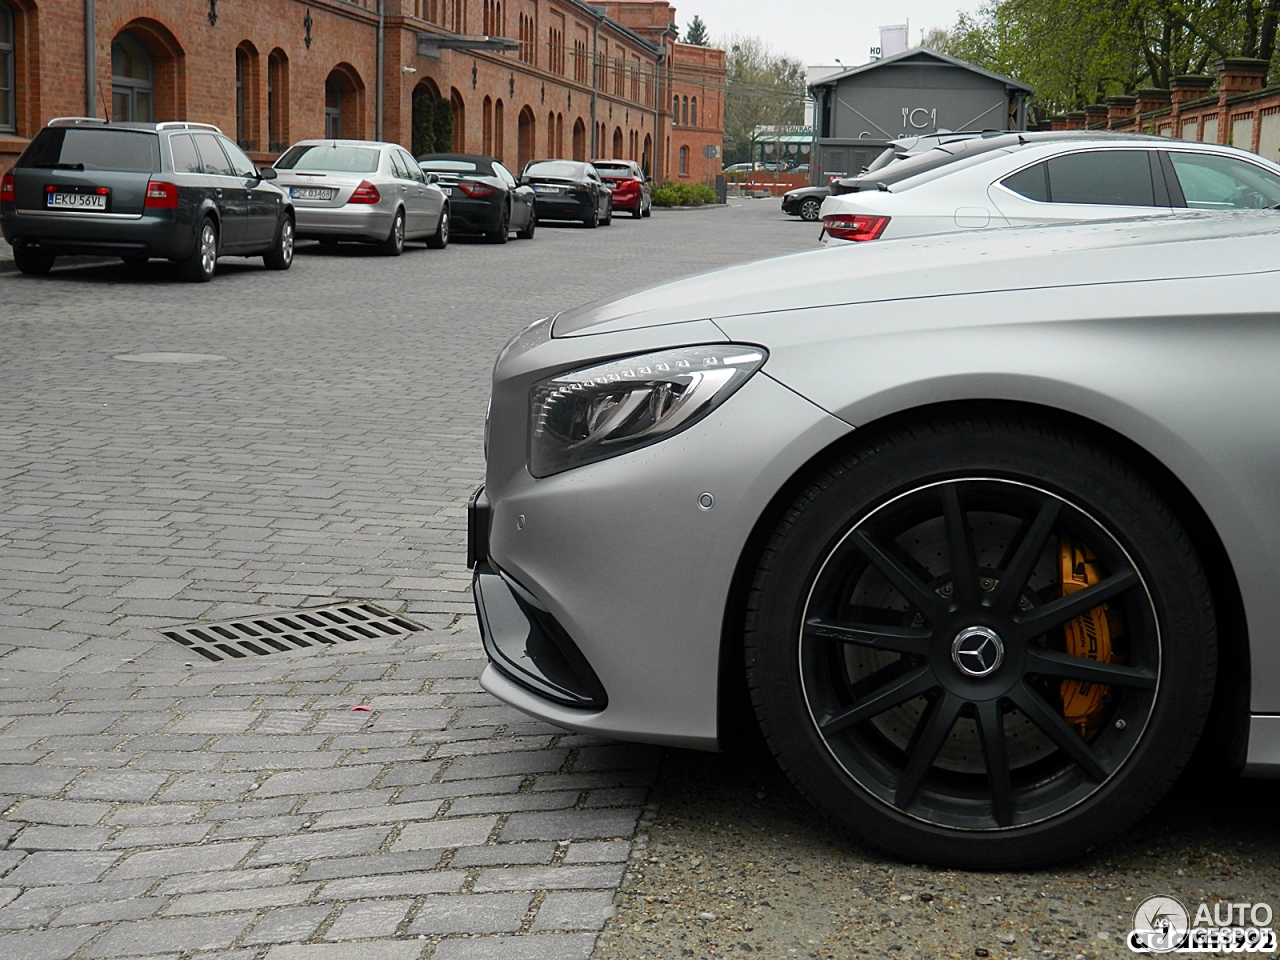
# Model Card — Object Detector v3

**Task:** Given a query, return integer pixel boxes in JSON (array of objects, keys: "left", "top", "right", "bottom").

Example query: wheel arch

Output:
[{"left": 716, "top": 397, "right": 1250, "bottom": 769}]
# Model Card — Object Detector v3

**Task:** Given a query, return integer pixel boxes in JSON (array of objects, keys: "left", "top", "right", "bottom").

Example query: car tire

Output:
[
  {"left": 799, "top": 198, "right": 822, "bottom": 222},
  {"left": 602, "top": 201, "right": 613, "bottom": 226},
  {"left": 263, "top": 214, "right": 294, "bottom": 270},
  {"left": 487, "top": 204, "right": 511, "bottom": 244},
  {"left": 632, "top": 203, "right": 643, "bottom": 219},
  {"left": 426, "top": 205, "right": 450, "bottom": 249},
  {"left": 179, "top": 217, "right": 218, "bottom": 283},
  {"left": 583, "top": 204, "right": 598, "bottom": 229},
  {"left": 516, "top": 207, "right": 536, "bottom": 240},
  {"left": 642, "top": 202, "right": 651, "bottom": 218},
  {"left": 745, "top": 414, "right": 1217, "bottom": 869},
  {"left": 13, "top": 246, "right": 55, "bottom": 276},
  {"left": 379, "top": 209, "right": 406, "bottom": 256}
]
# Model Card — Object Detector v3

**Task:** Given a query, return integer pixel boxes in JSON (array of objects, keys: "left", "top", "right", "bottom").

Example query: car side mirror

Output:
[
  {"left": 518, "top": 176, "right": 531, "bottom": 186},
  {"left": 426, "top": 172, "right": 439, "bottom": 184},
  {"left": 257, "top": 167, "right": 278, "bottom": 180}
]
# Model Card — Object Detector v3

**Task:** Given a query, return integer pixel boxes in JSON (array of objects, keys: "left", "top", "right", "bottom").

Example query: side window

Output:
[
  {"left": 169, "top": 134, "right": 202, "bottom": 174},
  {"left": 389, "top": 151, "right": 410, "bottom": 179},
  {"left": 219, "top": 136, "right": 259, "bottom": 178},
  {"left": 193, "top": 133, "right": 234, "bottom": 176},
  {"left": 1043, "top": 150, "right": 1156, "bottom": 206},
  {"left": 493, "top": 162, "right": 517, "bottom": 187},
  {"left": 399, "top": 151, "right": 425, "bottom": 182},
  {"left": 1000, "top": 161, "right": 1049, "bottom": 202},
  {"left": 1167, "top": 151, "right": 1280, "bottom": 209}
]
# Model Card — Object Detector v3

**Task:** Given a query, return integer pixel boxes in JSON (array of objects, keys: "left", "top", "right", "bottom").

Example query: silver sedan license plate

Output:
[
  {"left": 47, "top": 191, "right": 107, "bottom": 211},
  {"left": 291, "top": 187, "right": 334, "bottom": 200}
]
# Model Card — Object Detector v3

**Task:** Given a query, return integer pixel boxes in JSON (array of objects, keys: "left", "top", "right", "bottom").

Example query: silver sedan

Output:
[
  {"left": 272, "top": 140, "right": 448, "bottom": 255},
  {"left": 472, "top": 210, "right": 1280, "bottom": 869}
]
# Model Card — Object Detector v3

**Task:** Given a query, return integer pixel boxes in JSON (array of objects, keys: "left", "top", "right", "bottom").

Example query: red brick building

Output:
[
  {"left": 0, "top": 0, "right": 724, "bottom": 181},
  {"left": 1047, "top": 58, "right": 1280, "bottom": 164}
]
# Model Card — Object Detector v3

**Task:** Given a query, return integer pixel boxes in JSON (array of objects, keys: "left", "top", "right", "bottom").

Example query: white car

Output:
[{"left": 820, "top": 131, "right": 1280, "bottom": 243}]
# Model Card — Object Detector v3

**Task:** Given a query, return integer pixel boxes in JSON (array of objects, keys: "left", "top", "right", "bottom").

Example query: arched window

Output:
[
  {"left": 494, "top": 99, "right": 505, "bottom": 162},
  {"left": 482, "top": 95, "right": 493, "bottom": 155},
  {"left": 672, "top": 94, "right": 678, "bottom": 124},
  {"left": 325, "top": 76, "right": 342, "bottom": 138},
  {"left": 112, "top": 32, "right": 155, "bottom": 123},
  {"left": 235, "top": 44, "right": 260, "bottom": 150},
  {"left": 612, "top": 126, "right": 622, "bottom": 159},
  {"left": 0, "top": 2, "right": 14, "bottom": 133},
  {"left": 690, "top": 97, "right": 697, "bottom": 127},
  {"left": 679, "top": 144, "right": 688, "bottom": 175},
  {"left": 451, "top": 88, "right": 466, "bottom": 151},
  {"left": 572, "top": 117, "right": 586, "bottom": 161},
  {"left": 268, "top": 50, "right": 288, "bottom": 152},
  {"left": 681, "top": 97, "right": 688, "bottom": 127},
  {"left": 547, "top": 110, "right": 555, "bottom": 155}
]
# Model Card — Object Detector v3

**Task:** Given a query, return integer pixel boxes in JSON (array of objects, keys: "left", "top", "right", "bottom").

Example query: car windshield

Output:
[
  {"left": 275, "top": 144, "right": 381, "bottom": 173},
  {"left": 420, "top": 159, "right": 489, "bottom": 174},
  {"left": 525, "top": 161, "right": 582, "bottom": 178},
  {"left": 19, "top": 128, "right": 160, "bottom": 173}
]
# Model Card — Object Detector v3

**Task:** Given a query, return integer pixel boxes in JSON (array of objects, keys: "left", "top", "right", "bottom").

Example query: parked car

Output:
[
  {"left": 820, "top": 130, "right": 1280, "bottom": 243},
  {"left": 520, "top": 160, "right": 613, "bottom": 227},
  {"left": 469, "top": 210, "right": 1280, "bottom": 869},
  {"left": 590, "top": 159, "right": 652, "bottom": 218},
  {"left": 416, "top": 153, "right": 535, "bottom": 242},
  {"left": 1, "top": 118, "right": 293, "bottom": 281},
  {"left": 273, "top": 140, "right": 448, "bottom": 255},
  {"left": 781, "top": 185, "right": 830, "bottom": 221}
]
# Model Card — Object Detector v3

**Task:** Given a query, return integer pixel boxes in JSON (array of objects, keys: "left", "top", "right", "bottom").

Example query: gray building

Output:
[{"left": 808, "top": 47, "right": 1033, "bottom": 181}]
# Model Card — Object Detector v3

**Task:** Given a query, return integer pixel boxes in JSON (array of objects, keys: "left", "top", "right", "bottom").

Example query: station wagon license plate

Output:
[
  {"left": 290, "top": 187, "right": 335, "bottom": 200},
  {"left": 46, "top": 191, "right": 107, "bottom": 211}
]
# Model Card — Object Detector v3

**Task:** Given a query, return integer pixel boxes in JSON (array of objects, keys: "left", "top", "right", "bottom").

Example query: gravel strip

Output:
[{"left": 593, "top": 734, "right": 1280, "bottom": 959}]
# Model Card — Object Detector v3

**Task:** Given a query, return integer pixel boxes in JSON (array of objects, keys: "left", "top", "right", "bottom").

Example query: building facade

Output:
[{"left": 0, "top": 0, "right": 724, "bottom": 181}]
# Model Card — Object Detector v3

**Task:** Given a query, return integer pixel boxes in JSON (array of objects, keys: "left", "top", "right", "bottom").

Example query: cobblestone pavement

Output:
[{"left": 0, "top": 201, "right": 820, "bottom": 959}]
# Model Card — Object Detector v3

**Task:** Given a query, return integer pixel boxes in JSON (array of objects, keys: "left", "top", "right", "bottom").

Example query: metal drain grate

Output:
[{"left": 161, "top": 602, "right": 424, "bottom": 662}]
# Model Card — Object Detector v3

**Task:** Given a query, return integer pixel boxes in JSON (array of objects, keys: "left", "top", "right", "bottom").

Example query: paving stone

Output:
[
  {"left": 499, "top": 809, "right": 640, "bottom": 843},
  {"left": 3, "top": 851, "right": 120, "bottom": 886},
  {"left": 0, "top": 928, "right": 98, "bottom": 960},
  {"left": 441, "top": 750, "right": 569, "bottom": 781},
  {"left": 212, "top": 814, "right": 307, "bottom": 840},
  {"left": 298, "top": 850, "right": 445, "bottom": 882},
  {"left": 159, "top": 772, "right": 259, "bottom": 802},
  {"left": 373, "top": 760, "right": 444, "bottom": 787},
  {"left": 162, "top": 883, "right": 317, "bottom": 916},
  {"left": 242, "top": 905, "right": 333, "bottom": 945},
  {"left": 429, "top": 934, "right": 597, "bottom": 960},
  {"left": 324, "top": 899, "right": 412, "bottom": 939},
  {"left": 256, "top": 765, "right": 381, "bottom": 798},
  {"left": 263, "top": 943, "right": 423, "bottom": 960},
  {"left": 310, "top": 798, "right": 442, "bottom": 830},
  {"left": 298, "top": 788, "right": 397, "bottom": 815},
  {"left": 450, "top": 842, "right": 557, "bottom": 867},
  {"left": 111, "top": 841, "right": 256, "bottom": 879},
  {"left": 0, "top": 888, "right": 16, "bottom": 909},
  {"left": 531, "top": 890, "right": 616, "bottom": 931},
  {"left": 199, "top": 797, "right": 296, "bottom": 821},
  {"left": 65, "top": 771, "right": 170, "bottom": 802},
  {"left": 392, "top": 815, "right": 498, "bottom": 851},
  {"left": 8, "top": 879, "right": 152, "bottom": 909},
  {"left": 50, "top": 896, "right": 165, "bottom": 927},
  {"left": 407, "top": 892, "right": 532, "bottom": 936},
  {"left": 395, "top": 777, "right": 524, "bottom": 802},
  {"left": 157, "top": 866, "right": 297, "bottom": 895},
  {"left": 316, "top": 872, "right": 464, "bottom": 900},
  {"left": 0, "top": 767, "right": 77, "bottom": 797},
  {"left": 246, "top": 826, "right": 391, "bottom": 867},
  {"left": 6, "top": 799, "right": 111, "bottom": 825},
  {"left": 89, "top": 914, "right": 254, "bottom": 957},
  {"left": 106, "top": 823, "right": 212, "bottom": 847},
  {"left": 562, "top": 840, "right": 631, "bottom": 864},
  {"left": 446, "top": 792, "right": 579, "bottom": 817},
  {"left": 9, "top": 825, "right": 112, "bottom": 850},
  {"left": 472, "top": 864, "right": 627, "bottom": 892}
]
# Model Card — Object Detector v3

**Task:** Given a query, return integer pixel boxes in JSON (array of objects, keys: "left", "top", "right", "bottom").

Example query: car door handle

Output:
[{"left": 215, "top": 188, "right": 223, "bottom": 198}]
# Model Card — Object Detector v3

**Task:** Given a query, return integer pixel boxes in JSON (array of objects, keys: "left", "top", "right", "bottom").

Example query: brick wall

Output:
[{"left": 0, "top": 0, "right": 726, "bottom": 183}]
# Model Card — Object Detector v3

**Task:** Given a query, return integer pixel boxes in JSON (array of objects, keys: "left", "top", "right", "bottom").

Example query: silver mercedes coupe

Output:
[{"left": 469, "top": 211, "right": 1279, "bottom": 868}]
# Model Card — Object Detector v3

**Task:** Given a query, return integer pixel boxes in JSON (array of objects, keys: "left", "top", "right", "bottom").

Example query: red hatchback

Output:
[{"left": 590, "top": 159, "right": 652, "bottom": 218}]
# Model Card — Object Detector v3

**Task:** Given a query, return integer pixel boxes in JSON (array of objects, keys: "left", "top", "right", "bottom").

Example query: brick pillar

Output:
[
  {"left": 1215, "top": 58, "right": 1267, "bottom": 146},
  {"left": 1047, "top": 115, "right": 1068, "bottom": 131},
  {"left": 1063, "top": 110, "right": 1086, "bottom": 130},
  {"left": 1083, "top": 104, "right": 1107, "bottom": 129},
  {"left": 1133, "top": 88, "right": 1170, "bottom": 132},
  {"left": 1105, "top": 95, "right": 1136, "bottom": 129}
]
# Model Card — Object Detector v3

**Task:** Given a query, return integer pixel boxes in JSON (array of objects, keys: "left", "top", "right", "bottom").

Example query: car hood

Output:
[{"left": 552, "top": 211, "right": 1280, "bottom": 337}]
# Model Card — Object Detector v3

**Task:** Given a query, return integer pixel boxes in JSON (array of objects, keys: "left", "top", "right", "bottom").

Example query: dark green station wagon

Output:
[{"left": 1, "top": 118, "right": 295, "bottom": 281}]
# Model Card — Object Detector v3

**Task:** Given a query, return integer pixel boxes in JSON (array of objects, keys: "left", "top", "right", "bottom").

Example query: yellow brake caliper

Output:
[{"left": 1058, "top": 538, "right": 1116, "bottom": 738}]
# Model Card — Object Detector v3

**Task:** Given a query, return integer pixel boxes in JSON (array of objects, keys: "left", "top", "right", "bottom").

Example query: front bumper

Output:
[
  {"left": 475, "top": 334, "right": 851, "bottom": 748},
  {"left": 293, "top": 205, "right": 395, "bottom": 241},
  {"left": 2, "top": 207, "right": 195, "bottom": 258}
]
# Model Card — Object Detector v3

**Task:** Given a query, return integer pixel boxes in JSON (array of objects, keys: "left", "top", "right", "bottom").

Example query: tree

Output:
[
  {"left": 412, "top": 94, "right": 455, "bottom": 155},
  {"left": 719, "top": 34, "right": 807, "bottom": 164},
  {"left": 684, "top": 15, "right": 709, "bottom": 46}
]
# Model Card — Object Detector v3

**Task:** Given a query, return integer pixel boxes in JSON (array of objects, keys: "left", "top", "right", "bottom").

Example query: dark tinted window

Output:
[
  {"left": 419, "top": 158, "right": 491, "bottom": 174},
  {"left": 1044, "top": 150, "right": 1155, "bottom": 206},
  {"left": 18, "top": 128, "right": 160, "bottom": 172},
  {"left": 169, "top": 134, "right": 202, "bottom": 174},
  {"left": 525, "top": 160, "right": 583, "bottom": 178},
  {"left": 194, "top": 133, "right": 234, "bottom": 175},
  {"left": 219, "top": 136, "right": 258, "bottom": 178},
  {"left": 1002, "top": 161, "right": 1049, "bottom": 201},
  {"left": 276, "top": 144, "right": 381, "bottom": 173}
]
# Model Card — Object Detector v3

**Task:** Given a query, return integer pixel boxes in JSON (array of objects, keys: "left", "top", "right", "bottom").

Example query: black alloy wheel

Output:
[
  {"left": 179, "top": 217, "right": 218, "bottom": 282},
  {"left": 746, "top": 416, "right": 1216, "bottom": 868},
  {"left": 487, "top": 203, "right": 511, "bottom": 244},
  {"left": 799, "top": 197, "right": 823, "bottom": 222},
  {"left": 427, "top": 205, "right": 450, "bottom": 249},
  {"left": 632, "top": 200, "right": 643, "bottom": 219},
  {"left": 380, "top": 209, "right": 406, "bottom": 256},
  {"left": 263, "top": 215, "right": 294, "bottom": 270},
  {"left": 516, "top": 206, "right": 536, "bottom": 240},
  {"left": 13, "top": 246, "right": 56, "bottom": 276},
  {"left": 584, "top": 202, "right": 599, "bottom": 229},
  {"left": 602, "top": 199, "right": 613, "bottom": 226}
]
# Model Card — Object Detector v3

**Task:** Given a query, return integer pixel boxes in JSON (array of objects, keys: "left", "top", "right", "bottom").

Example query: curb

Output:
[{"left": 651, "top": 203, "right": 730, "bottom": 212}]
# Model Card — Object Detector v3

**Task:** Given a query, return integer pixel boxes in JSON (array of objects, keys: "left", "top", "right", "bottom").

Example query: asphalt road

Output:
[{"left": 0, "top": 199, "right": 818, "bottom": 960}]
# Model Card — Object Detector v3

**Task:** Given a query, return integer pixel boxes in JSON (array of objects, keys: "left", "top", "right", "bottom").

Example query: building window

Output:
[
  {"left": 325, "top": 76, "right": 342, "bottom": 138},
  {"left": 112, "top": 32, "right": 155, "bottom": 123},
  {"left": 614, "top": 56, "right": 624, "bottom": 97},
  {"left": 482, "top": 96, "right": 493, "bottom": 155},
  {"left": 494, "top": 98, "right": 505, "bottom": 162},
  {"left": 573, "top": 38, "right": 586, "bottom": 82},
  {"left": 672, "top": 95, "right": 678, "bottom": 124},
  {"left": 268, "top": 50, "right": 288, "bottom": 152},
  {"left": 0, "top": 1, "right": 14, "bottom": 133},
  {"left": 519, "top": 14, "right": 535, "bottom": 65},
  {"left": 679, "top": 144, "right": 688, "bottom": 174},
  {"left": 631, "top": 55, "right": 640, "bottom": 102},
  {"left": 681, "top": 97, "right": 688, "bottom": 126},
  {"left": 690, "top": 97, "right": 697, "bottom": 127}
]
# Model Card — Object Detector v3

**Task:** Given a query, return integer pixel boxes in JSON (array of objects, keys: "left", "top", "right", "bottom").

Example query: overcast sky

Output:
[{"left": 675, "top": 2, "right": 982, "bottom": 67}]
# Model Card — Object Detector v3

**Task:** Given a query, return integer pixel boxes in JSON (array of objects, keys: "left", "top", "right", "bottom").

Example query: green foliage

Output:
[
  {"left": 652, "top": 180, "right": 718, "bottom": 206},
  {"left": 929, "top": 0, "right": 1280, "bottom": 115},
  {"left": 720, "top": 34, "right": 806, "bottom": 165},
  {"left": 685, "top": 15, "right": 710, "bottom": 46},
  {"left": 412, "top": 95, "right": 455, "bottom": 156}
]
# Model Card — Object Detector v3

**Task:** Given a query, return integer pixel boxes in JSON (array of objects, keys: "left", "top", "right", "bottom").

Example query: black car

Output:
[
  {"left": 780, "top": 185, "right": 830, "bottom": 221},
  {"left": 520, "top": 160, "right": 612, "bottom": 227},
  {"left": 1, "top": 118, "right": 294, "bottom": 281},
  {"left": 416, "top": 153, "right": 535, "bottom": 243}
]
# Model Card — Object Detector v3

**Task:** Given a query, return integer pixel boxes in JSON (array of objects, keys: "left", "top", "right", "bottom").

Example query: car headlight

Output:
[{"left": 528, "top": 344, "right": 767, "bottom": 477}]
